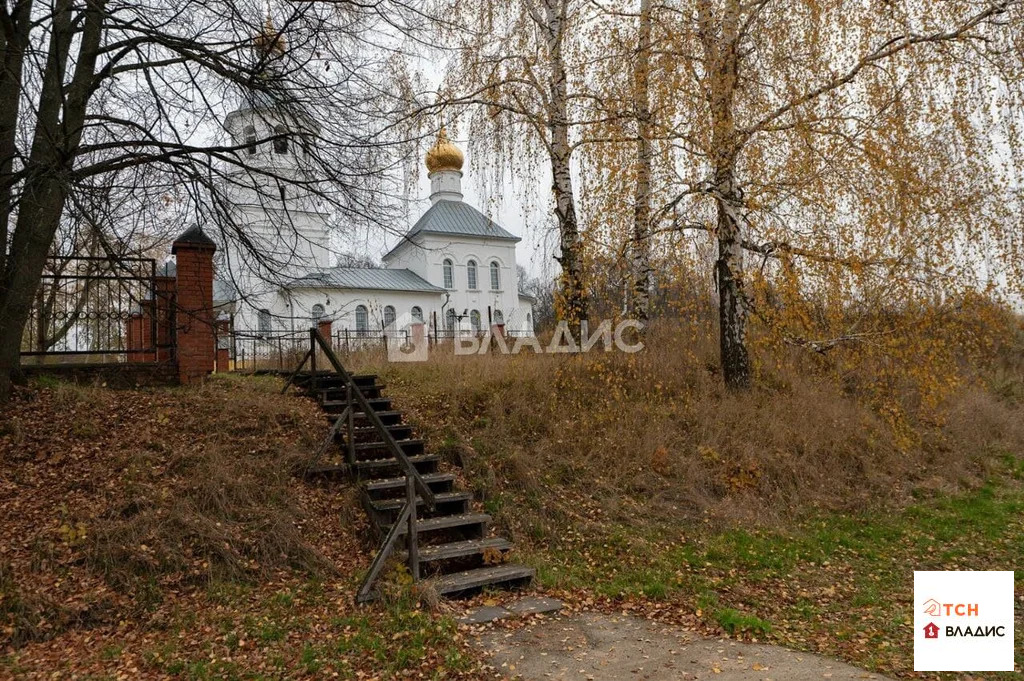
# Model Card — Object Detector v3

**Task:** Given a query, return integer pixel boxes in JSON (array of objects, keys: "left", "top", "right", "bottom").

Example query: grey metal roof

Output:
[
  {"left": 384, "top": 200, "right": 520, "bottom": 259},
  {"left": 287, "top": 267, "right": 444, "bottom": 293}
]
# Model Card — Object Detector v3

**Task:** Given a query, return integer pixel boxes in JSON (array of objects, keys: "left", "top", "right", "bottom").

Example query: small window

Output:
[
  {"left": 355, "top": 305, "right": 368, "bottom": 333},
  {"left": 494, "top": 309, "right": 504, "bottom": 325},
  {"left": 311, "top": 304, "right": 325, "bottom": 325},
  {"left": 526, "top": 313, "right": 532, "bottom": 330},
  {"left": 411, "top": 306, "right": 423, "bottom": 323},
  {"left": 383, "top": 305, "right": 396, "bottom": 328},
  {"left": 490, "top": 261, "right": 500, "bottom": 290},
  {"left": 443, "top": 259, "right": 454, "bottom": 289},
  {"left": 470, "top": 309, "right": 481, "bottom": 333},
  {"left": 273, "top": 125, "right": 289, "bottom": 154},
  {"left": 244, "top": 125, "right": 257, "bottom": 155},
  {"left": 279, "top": 184, "right": 287, "bottom": 202},
  {"left": 445, "top": 308, "right": 456, "bottom": 331},
  {"left": 467, "top": 260, "right": 477, "bottom": 289},
  {"left": 257, "top": 308, "right": 272, "bottom": 335}
]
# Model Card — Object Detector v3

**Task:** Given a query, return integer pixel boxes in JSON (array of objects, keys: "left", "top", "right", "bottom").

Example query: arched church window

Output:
[
  {"left": 467, "top": 260, "right": 478, "bottom": 289},
  {"left": 383, "top": 305, "right": 396, "bottom": 328},
  {"left": 490, "top": 261, "right": 500, "bottom": 290},
  {"left": 494, "top": 309, "right": 504, "bottom": 325},
  {"left": 355, "top": 305, "right": 368, "bottom": 334},
  {"left": 311, "top": 304, "right": 325, "bottom": 325},
  {"left": 273, "top": 125, "right": 289, "bottom": 154},
  {"left": 411, "top": 306, "right": 423, "bottom": 323},
  {"left": 257, "top": 309, "right": 272, "bottom": 335},
  {"left": 526, "top": 313, "right": 532, "bottom": 330},
  {"left": 445, "top": 308, "right": 456, "bottom": 331},
  {"left": 470, "top": 309, "right": 481, "bottom": 333},
  {"left": 443, "top": 259, "right": 454, "bottom": 289},
  {"left": 244, "top": 126, "right": 257, "bottom": 155}
]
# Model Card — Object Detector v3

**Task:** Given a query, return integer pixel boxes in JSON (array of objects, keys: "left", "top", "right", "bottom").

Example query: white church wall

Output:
[
  {"left": 380, "top": 239, "right": 428, "bottom": 280},
  {"left": 416, "top": 233, "right": 529, "bottom": 331},
  {"left": 288, "top": 287, "right": 445, "bottom": 336}
]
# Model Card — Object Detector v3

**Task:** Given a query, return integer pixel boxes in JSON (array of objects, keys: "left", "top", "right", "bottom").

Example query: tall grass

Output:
[{"left": 352, "top": 319, "right": 1024, "bottom": 543}]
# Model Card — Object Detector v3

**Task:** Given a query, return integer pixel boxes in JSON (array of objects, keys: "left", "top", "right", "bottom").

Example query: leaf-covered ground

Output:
[
  {"left": 0, "top": 376, "right": 496, "bottom": 679},
  {"left": 2, "top": 373, "right": 1021, "bottom": 679}
]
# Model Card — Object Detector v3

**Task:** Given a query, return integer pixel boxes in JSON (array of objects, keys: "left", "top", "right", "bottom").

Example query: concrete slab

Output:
[
  {"left": 478, "top": 611, "right": 895, "bottom": 680},
  {"left": 506, "top": 596, "right": 563, "bottom": 616},
  {"left": 459, "top": 605, "right": 513, "bottom": 625}
]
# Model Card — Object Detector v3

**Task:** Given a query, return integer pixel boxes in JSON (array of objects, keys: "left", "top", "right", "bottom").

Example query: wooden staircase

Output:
[{"left": 288, "top": 340, "right": 534, "bottom": 602}]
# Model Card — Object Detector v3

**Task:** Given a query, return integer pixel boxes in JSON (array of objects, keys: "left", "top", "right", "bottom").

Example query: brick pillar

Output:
[
  {"left": 410, "top": 322, "right": 426, "bottom": 347},
  {"left": 126, "top": 313, "right": 145, "bottom": 363},
  {"left": 172, "top": 225, "right": 217, "bottom": 385},
  {"left": 317, "top": 319, "right": 333, "bottom": 343},
  {"left": 153, "top": 275, "right": 175, "bottom": 364}
]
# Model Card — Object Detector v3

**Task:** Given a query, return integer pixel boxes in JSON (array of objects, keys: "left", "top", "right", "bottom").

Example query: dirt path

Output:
[{"left": 478, "top": 612, "right": 896, "bottom": 680}]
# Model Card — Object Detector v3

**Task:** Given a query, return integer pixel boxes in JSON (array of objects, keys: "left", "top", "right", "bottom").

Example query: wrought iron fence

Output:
[
  {"left": 229, "top": 330, "right": 311, "bottom": 373},
  {"left": 20, "top": 256, "right": 161, "bottom": 364}
]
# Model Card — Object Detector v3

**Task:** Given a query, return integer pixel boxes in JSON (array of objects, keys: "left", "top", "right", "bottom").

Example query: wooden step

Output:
[
  {"left": 322, "top": 415, "right": 410, "bottom": 430},
  {"left": 363, "top": 473, "right": 456, "bottom": 499},
  {"left": 433, "top": 564, "right": 535, "bottom": 596},
  {"left": 352, "top": 454, "right": 439, "bottom": 477},
  {"left": 387, "top": 512, "right": 490, "bottom": 536},
  {"left": 330, "top": 410, "right": 403, "bottom": 425},
  {"left": 323, "top": 397, "right": 391, "bottom": 413},
  {"left": 305, "top": 463, "right": 349, "bottom": 476},
  {"left": 355, "top": 438, "right": 423, "bottom": 451},
  {"left": 370, "top": 491, "right": 472, "bottom": 513},
  {"left": 319, "top": 385, "right": 386, "bottom": 399},
  {"left": 295, "top": 373, "right": 377, "bottom": 389},
  {"left": 401, "top": 537, "right": 512, "bottom": 564},
  {"left": 352, "top": 439, "right": 424, "bottom": 460}
]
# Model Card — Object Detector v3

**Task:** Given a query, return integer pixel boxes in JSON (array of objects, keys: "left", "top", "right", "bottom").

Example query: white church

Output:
[{"left": 212, "top": 25, "right": 535, "bottom": 342}]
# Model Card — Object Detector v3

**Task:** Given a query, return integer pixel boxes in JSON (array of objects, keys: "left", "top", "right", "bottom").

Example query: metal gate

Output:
[{"left": 20, "top": 256, "right": 165, "bottom": 364}]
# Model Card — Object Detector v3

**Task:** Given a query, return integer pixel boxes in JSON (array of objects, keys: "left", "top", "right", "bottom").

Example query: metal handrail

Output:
[
  {"left": 283, "top": 328, "right": 434, "bottom": 601},
  {"left": 308, "top": 328, "right": 436, "bottom": 510}
]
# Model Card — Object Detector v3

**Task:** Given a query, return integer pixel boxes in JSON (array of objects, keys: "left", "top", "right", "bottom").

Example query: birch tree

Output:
[
  {"left": 650, "top": 0, "right": 1024, "bottom": 390},
  {"left": 440, "top": 0, "right": 593, "bottom": 329}
]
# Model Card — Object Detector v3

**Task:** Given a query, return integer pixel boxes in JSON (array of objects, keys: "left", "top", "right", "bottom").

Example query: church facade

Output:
[{"left": 213, "top": 87, "right": 536, "bottom": 341}]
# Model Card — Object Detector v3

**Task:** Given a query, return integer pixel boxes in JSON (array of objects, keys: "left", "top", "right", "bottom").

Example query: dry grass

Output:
[
  {"left": 349, "top": 319, "right": 1024, "bottom": 544},
  {"left": 0, "top": 375, "right": 332, "bottom": 646}
]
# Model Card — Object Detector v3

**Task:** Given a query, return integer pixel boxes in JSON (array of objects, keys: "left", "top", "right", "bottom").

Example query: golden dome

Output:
[
  {"left": 253, "top": 14, "right": 286, "bottom": 56},
  {"left": 425, "top": 127, "right": 464, "bottom": 174}
]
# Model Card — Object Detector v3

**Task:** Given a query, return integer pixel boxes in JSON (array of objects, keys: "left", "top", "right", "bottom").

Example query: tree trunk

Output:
[
  {"left": 543, "top": 0, "right": 587, "bottom": 330},
  {"left": 714, "top": 177, "right": 750, "bottom": 389},
  {"left": 0, "top": 0, "right": 35, "bottom": 281},
  {"left": 701, "top": 0, "right": 751, "bottom": 389},
  {"left": 0, "top": 0, "right": 104, "bottom": 402},
  {"left": 629, "top": 0, "right": 653, "bottom": 322}
]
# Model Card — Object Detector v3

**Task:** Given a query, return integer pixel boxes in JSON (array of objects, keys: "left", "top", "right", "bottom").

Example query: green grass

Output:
[
  {"left": 527, "top": 472, "right": 1024, "bottom": 678},
  {"left": 126, "top": 586, "right": 478, "bottom": 680}
]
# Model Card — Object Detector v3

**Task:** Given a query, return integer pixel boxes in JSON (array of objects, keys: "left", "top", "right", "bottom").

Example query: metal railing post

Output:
[
  {"left": 309, "top": 329, "right": 317, "bottom": 395},
  {"left": 406, "top": 475, "right": 419, "bottom": 582},
  {"left": 346, "top": 381, "right": 355, "bottom": 466}
]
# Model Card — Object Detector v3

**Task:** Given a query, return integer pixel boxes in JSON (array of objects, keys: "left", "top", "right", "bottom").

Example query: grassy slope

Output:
[
  {"left": 0, "top": 376, "right": 490, "bottom": 680},
  {"left": 351, "top": 333, "right": 1024, "bottom": 680}
]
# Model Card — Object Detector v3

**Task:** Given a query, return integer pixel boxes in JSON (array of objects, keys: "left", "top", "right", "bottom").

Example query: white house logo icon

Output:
[{"left": 922, "top": 598, "right": 942, "bottom": 617}]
